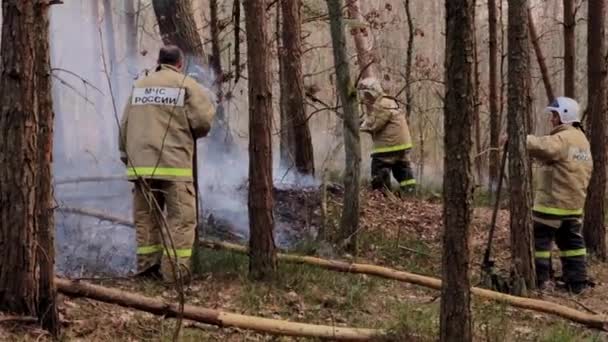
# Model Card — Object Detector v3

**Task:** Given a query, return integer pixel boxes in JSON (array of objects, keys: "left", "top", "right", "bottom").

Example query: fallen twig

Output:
[{"left": 0, "top": 316, "right": 38, "bottom": 324}]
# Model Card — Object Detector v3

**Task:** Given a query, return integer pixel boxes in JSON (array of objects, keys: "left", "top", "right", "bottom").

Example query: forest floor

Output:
[{"left": 1, "top": 188, "right": 608, "bottom": 341}]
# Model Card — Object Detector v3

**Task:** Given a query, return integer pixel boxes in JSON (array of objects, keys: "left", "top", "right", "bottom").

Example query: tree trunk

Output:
[
  {"left": 346, "top": 0, "right": 376, "bottom": 80},
  {"left": 124, "top": 0, "right": 139, "bottom": 70},
  {"left": 0, "top": 0, "right": 59, "bottom": 336},
  {"left": 244, "top": 0, "right": 277, "bottom": 280},
  {"left": 152, "top": 0, "right": 205, "bottom": 65},
  {"left": 583, "top": 0, "right": 607, "bottom": 260},
  {"left": 488, "top": 0, "right": 500, "bottom": 194},
  {"left": 208, "top": 0, "right": 236, "bottom": 153},
  {"left": 441, "top": 0, "right": 475, "bottom": 341},
  {"left": 404, "top": 0, "right": 414, "bottom": 120},
  {"left": 277, "top": 5, "right": 295, "bottom": 171},
  {"left": 327, "top": 0, "right": 362, "bottom": 254},
  {"left": 528, "top": 8, "right": 555, "bottom": 103},
  {"left": 280, "top": 0, "right": 315, "bottom": 177},
  {"left": 508, "top": 0, "right": 536, "bottom": 292},
  {"left": 102, "top": 0, "right": 120, "bottom": 100},
  {"left": 564, "top": 0, "right": 576, "bottom": 98},
  {"left": 473, "top": 12, "right": 483, "bottom": 185}
]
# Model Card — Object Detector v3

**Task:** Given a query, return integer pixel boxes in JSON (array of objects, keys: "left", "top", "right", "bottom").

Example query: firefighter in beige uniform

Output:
[
  {"left": 527, "top": 97, "right": 592, "bottom": 294},
  {"left": 358, "top": 78, "right": 416, "bottom": 195},
  {"left": 119, "top": 46, "right": 215, "bottom": 283}
]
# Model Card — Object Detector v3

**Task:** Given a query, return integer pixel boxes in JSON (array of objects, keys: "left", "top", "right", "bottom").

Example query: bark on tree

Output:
[
  {"left": 404, "top": 0, "right": 414, "bottom": 119},
  {"left": 528, "top": 8, "right": 555, "bottom": 103},
  {"left": 279, "top": 0, "right": 315, "bottom": 176},
  {"left": 346, "top": 0, "right": 376, "bottom": 80},
  {"left": 488, "top": 0, "right": 500, "bottom": 193},
  {"left": 583, "top": 0, "right": 607, "bottom": 260},
  {"left": 244, "top": 0, "right": 277, "bottom": 280},
  {"left": 152, "top": 0, "right": 205, "bottom": 65},
  {"left": 508, "top": 0, "right": 536, "bottom": 292},
  {"left": 124, "top": 0, "right": 139, "bottom": 70},
  {"left": 564, "top": 0, "right": 576, "bottom": 98},
  {"left": 277, "top": 6, "right": 294, "bottom": 172},
  {"left": 327, "top": 0, "right": 362, "bottom": 254},
  {"left": 0, "top": 0, "right": 59, "bottom": 336},
  {"left": 473, "top": 12, "right": 483, "bottom": 184},
  {"left": 441, "top": 0, "right": 475, "bottom": 341},
  {"left": 208, "top": 0, "right": 236, "bottom": 152}
]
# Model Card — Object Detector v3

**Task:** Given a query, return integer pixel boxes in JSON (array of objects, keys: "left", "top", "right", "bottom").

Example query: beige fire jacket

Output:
[
  {"left": 527, "top": 124, "right": 592, "bottom": 218},
  {"left": 360, "top": 96, "right": 413, "bottom": 156},
  {"left": 119, "top": 64, "right": 215, "bottom": 181}
]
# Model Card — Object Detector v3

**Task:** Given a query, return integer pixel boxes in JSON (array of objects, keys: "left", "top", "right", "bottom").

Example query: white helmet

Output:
[
  {"left": 544, "top": 96, "right": 580, "bottom": 124},
  {"left": 357, "top": 77, "right": 383, "bottom": 99}
]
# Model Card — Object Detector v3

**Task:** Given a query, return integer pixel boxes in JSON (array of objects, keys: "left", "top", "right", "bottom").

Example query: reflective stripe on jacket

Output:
[
  {"left": 527, "top": 124, "right": 592, "bottom": 218},
  {"left": 119, "top": 64, "right": 215, "bottom": 181},
  {"left": 360, "top": 96, "right": 413, "bottom": 155}
]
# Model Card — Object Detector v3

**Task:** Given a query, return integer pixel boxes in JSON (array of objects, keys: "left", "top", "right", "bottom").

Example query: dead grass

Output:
[{"left": 2, "top": 190, "right": 607, "bottom": 341}]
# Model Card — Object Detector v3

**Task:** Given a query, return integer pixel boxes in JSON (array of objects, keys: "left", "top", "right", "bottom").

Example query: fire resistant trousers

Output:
[
  {"left": 371, "top": 150, "right": 416, "bottom": 192},
  {"left": 133, "top": 179, "right": 196, "bottom": 283},
  {"left": 534, "top": 219, "right": 588, "bottom": 285}
]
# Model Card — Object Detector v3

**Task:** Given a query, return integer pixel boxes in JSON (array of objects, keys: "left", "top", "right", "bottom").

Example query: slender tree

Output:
[
  {"left": 508, "top": 0, "right": 536, "bottom": 292},
  {"left": 279, "top": 0, "right": 315, "bottom": 176},
  {"left": 488, "top": 0, "right": 500, "bottom": 193},
  {"left": 564, "top": 0, "right": 576, "bottom": 98},
  {"left": 244, "top": 0, "right": 277, "bottom": 279},
  {"left": 583, "top": 0, "right": 607, "bottom": 260},
  {"left": 441, "top": 0, "right": 475, "bottom": 340},
  {"left": 0, "top": 0, "right": 60, "bottom": 336},
  {"left": 346, "top": 0, "right": 376, "bottom": 79},
  {"left": 327, "top": 0, "right": 362, "bottom": 253},
  {"left": 404, "top": 0, "right": 415, "bottom": 119},
  {"left": 528, "top": 8, "right": 555, "bottom": 103}
]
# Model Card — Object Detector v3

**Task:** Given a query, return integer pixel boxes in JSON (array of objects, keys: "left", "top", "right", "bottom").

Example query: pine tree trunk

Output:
[
  {"left": 441, "top": 1, "right": 475, "bottom": 341},
  {"left": 508, "top": 0, "right": 536, "bottom": 292},
  {"left": 404, "top": 0, "right": 414, "bottom": 120},
  {"left": 564, "top": 0, "right": 576, "bottom": 98},
  {"left": 583, "top": 0, "right": 607, "bottom": 260},
  {"left": 0, "top": 0, "right": 59, "bottom": 336},
  {"left": 327, "top": 0, "right": 362, "bottom": 254},
  {"left": 346, "top": 0, "right": 376, "bottom": 80},
  {"left": 277, "top": 5, "right": 295, "bottom": 171},
  {"left": 488, "top": 0, "right": 500, "bottom": 193},
  {"left": 124, "top": 0, "right": 139, "bottom": 68},
  {"left": 528, "top": 8, "right": 555, "bottom": 103},
  {"left": 208, "top": 0, "right": 236, "bottom": 152},
  {"left": 152, "top": 0, "right": 205, "bottom": 65},
  {"left": 244, "top": 0, "right": 277, "bottom": 280},
  {"left": 280, "top": 0, "right": 315, "bottom": 176}
]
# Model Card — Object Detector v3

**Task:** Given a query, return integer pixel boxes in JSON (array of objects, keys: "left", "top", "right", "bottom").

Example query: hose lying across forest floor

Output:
[{"left": 58, "top": 207, "right": 608, "bottom": 334}]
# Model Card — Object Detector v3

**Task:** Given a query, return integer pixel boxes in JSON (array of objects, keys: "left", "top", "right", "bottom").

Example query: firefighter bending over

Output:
[
  {"left": 527, "top": 97, "right": 592, "bottom": 294},
  {"left": 358, "top": 77, "right": 416, "bottom": 196},
  {"left": 119, "top": 45, "right": 215, "bottom": 283}
]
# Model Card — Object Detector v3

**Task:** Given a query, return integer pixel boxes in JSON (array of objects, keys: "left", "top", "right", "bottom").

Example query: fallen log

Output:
[
  {"left": 201, "top": 240, "right": 608, "bottom": 331},
  {"left": 56, "top": 207, "right": 132, "bottom": 226},
  {"left": 60, "top": 208, "right": 608, "bottom": 331},
  {"left": 55, "top": 278, "right": 386, "bottom": 340}
]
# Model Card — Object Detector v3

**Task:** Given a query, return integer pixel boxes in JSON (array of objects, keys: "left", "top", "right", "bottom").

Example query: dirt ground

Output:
[{"left": 1, "top": 189, "right": 607, "bottom": 341}]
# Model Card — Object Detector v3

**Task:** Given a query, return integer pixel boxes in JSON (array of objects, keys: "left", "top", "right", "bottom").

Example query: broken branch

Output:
[{"left": 55, "top": 278, "right": 385, "bottom": 340}]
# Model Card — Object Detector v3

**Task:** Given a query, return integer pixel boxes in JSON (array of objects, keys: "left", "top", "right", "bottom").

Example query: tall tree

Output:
[
  {"left": 208, "top": 0, "right": 236, "bottom": 152},
  {"left": 152, "top": 0, "right": 205, "bottom": 66},
  {"left": 528, "top": 8, "right": 555, "bottom": 103},
  {"left": 279, "top": 0, "right": 315, "bottom": 176},
  {"left": 346, "top": 0, "right": 376, "bottom": 79},
  {"left": 508, "top": 0, "right": 536, "bottom": 292},
  {"left": 441, "top": 0, "right": 475, "bottom": 340},
  {"left": 404, "top": 0, "right": 415, "bottom": 119},
  {"left": 563, "top": 0, "right": 576, "bottom": 98},
  {"left": 244, "top": 0, "right": 277, "bottom": 279},
  {"left": 327, "top": 0, "right": 362, "bottom": 253},
  {"left": 583, "top": 0, "right": 607, "bottom": 260},
  {"left": 488, "top": 0, "right": 500, "bottom": 193},
  {"left": 0, "top": 0, "right": 60, "bottom": 336}
]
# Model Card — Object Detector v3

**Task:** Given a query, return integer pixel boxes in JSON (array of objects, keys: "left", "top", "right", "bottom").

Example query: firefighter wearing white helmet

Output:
[
  {"left": 526, "top": 96, "right": 592, "bottom": 294},
  {"left": 357, "top": 77, "right": 416, "bottom": 196}
]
